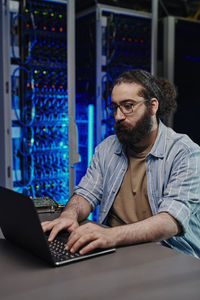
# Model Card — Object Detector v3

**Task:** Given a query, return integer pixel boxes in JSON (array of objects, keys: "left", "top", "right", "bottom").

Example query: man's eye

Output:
[{"left": 123, "top": 104, "right": 132, "bottom": 109}]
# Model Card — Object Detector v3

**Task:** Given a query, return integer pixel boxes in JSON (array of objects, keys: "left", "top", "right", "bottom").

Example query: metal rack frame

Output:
[
  {"left": 163, "top": 15, "right": 200, "bottom": 133},
  {"left": 0, "top": 0, "right": 13, "bottom": 188}
]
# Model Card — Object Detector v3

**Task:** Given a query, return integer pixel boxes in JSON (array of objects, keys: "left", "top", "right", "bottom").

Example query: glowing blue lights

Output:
[
  {"left": 11, "top": 1, "right": 69, "bottom": 205},
  {"left": 87, "top": 104, "right": 94, "bottom": 220},
  {"left": 87, "top": 104, "right": 94, "bottom": 166}
]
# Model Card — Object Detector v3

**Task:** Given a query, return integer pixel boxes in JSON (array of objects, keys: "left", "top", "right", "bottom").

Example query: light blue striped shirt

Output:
[{"left": 74, "top": 121, "right": 200, "bottom": 258}]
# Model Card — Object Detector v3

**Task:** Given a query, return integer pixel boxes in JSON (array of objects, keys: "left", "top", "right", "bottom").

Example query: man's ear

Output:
[{"left": 150, "top": 98, "right": 159, "bottom": 116}]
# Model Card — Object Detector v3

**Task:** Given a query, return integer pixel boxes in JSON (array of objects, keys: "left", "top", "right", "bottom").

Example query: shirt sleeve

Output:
[
  {"left": 73, "top": 143, "right": 104, "bottom": 211},
  {"left": 158, "top": 149, "right": 200, "bottom": 234}
]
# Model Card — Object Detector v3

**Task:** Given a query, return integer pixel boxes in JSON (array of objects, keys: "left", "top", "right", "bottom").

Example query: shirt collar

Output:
[
  {"left": 148, "top": 120, "right": 166, "bottom": 158},
  {"left": 114, "top": 142, "right": 124, "bottom": 155}
]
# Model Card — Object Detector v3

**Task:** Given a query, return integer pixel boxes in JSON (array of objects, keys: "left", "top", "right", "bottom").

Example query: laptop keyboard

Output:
[
  {"left": 45, "top": 229, "right": 116, "bottom": 265},
  {"left": 48, "top": 238, "right": 81, "bottom": 262}
]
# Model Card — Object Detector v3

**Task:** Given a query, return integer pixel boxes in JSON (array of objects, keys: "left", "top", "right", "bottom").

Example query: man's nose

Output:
[{"left": 115, "top": 107, "right": 126, "bottom": 121}]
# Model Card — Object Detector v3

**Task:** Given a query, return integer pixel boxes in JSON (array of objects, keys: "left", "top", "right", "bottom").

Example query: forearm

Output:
[
  {"left": 112, "top": 212, "right": 181, "bottom": 247},
  {"left": 61, "top": 194, "right": 92, "bottom": 222}
]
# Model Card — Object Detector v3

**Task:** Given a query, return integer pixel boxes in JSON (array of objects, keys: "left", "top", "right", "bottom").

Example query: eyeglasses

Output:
[{"left": 105, "top": 99, "right": 149, "bottom": 117}]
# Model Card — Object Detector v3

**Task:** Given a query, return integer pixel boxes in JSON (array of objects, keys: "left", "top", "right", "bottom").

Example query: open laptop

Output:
[{"left": 0, "top": 186, "right": 115, "bottom": 266}]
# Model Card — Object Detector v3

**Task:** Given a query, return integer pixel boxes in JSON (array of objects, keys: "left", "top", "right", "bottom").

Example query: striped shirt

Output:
[{"left": 74, "top": 121, "right": 200, "bottom": 258}]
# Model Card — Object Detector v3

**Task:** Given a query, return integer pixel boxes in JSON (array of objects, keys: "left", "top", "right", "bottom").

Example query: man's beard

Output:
[{"left": 114, "top": 109, "right": 152, "bottom": 148}]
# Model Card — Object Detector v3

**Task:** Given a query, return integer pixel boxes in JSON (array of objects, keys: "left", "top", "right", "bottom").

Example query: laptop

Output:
[{"left": 0, "top": 186, "right": 115, "bottom": 266}]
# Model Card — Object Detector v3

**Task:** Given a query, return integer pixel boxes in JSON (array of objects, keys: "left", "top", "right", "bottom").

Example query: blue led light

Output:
[
  {"left": 87, "top": 104, "right": 94, "bottom": 220},
  {"left": 87, "top": 104, "right": 94, "bottom": 166}
]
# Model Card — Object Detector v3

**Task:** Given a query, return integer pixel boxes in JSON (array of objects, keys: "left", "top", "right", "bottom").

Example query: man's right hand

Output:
[
  {"left": 41, "top": 194, "right": 92, "bottom": 242},
  {"left": 41, "top": 212, "right": 79, "bottom": 242}
]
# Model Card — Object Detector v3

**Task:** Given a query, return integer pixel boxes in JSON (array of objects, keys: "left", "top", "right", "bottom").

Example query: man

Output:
[{"left": 42, "top": 69, "right": 200, "bottom": 258}]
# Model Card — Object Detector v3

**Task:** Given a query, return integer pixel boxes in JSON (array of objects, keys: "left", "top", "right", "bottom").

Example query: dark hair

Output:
[{"left": 113, "top": 69, "right": 177, "bottom": 124}]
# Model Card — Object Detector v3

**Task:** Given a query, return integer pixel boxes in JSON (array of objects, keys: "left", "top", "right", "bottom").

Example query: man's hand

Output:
[
  {"left": 41, "top": 194, "right": 92, "bottom": 242},
  {"left": 66, "top": 222, "right": 118, "bottom": 255},
  {"left": 41, "top": 213, "right": 79, "bottom": 242}
]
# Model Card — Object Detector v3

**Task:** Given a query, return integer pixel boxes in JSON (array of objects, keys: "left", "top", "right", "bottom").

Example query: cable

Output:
[
  {"left": 11, "top": 66, "right": 35, "bottom": 126},
  {"left": 11, "top": 13, "right": 37, "bottom": 65},
  {"left": 159, "top": 0, "right": 169, "bottom": 16}
]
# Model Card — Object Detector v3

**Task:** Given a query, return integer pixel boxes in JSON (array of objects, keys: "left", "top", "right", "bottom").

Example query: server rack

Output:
[
  {"left": 76, "top": 3, "right": 154, "bottom": 186},
  {"left": 163, "top": 16, "right": 200, "bottom": 144},
  {"left": 0, "top": 0, "right": 79, "bottom": 205}
]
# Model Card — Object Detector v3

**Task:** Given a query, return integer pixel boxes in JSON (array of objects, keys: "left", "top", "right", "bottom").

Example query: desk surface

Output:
[{"left": 0, "top": 216, "right": 200, "bottom": 300}]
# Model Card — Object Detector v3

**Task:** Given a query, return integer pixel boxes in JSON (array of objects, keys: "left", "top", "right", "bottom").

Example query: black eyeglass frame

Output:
[{"left": 105, "top": 99, "right": 149, "bottom": 117}]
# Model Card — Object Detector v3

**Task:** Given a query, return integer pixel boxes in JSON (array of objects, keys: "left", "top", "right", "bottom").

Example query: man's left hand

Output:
[{"left": 66, "top": 222, "right": 117, "bottom": 255}]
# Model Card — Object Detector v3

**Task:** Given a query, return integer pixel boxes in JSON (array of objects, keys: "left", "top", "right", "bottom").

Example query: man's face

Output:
[{"left": 111, "top": 82, "right": 152, "bottom": 147}]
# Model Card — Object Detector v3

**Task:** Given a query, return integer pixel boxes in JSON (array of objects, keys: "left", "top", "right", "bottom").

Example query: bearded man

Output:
[{"left": 42, "top": 69, "right": 200, "bottom": 258}]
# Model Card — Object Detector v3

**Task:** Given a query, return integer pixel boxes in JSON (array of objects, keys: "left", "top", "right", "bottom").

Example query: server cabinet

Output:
[
  {"left": 163, "top": 16, "right": 200, "bottom": 144},
  {"left": 76, "top": 3, "right": 154, "bottom": 186},
  {"left": 0, "top": 0, "right": 79, "bottom": 205}
]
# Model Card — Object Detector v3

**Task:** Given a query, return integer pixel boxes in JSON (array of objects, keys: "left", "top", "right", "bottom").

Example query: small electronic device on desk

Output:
[{"left": 32, "top": 196, "right": 64, "bottom": 214}]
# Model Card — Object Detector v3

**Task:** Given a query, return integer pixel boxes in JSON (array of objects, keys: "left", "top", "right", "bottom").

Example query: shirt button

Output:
[
  {"left": 103, "top": 210, "right": 107, "bottom": 213},
  {"left": 112, "top": 190, "right": 116, "bottom": 193}
]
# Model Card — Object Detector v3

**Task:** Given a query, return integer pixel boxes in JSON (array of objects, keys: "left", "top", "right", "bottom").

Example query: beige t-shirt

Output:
[{"left": 108, "top": 146, "right": 152, "bottom": 227}]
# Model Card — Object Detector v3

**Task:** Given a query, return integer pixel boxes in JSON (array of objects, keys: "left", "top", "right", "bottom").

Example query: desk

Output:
[{"left": 0, "top": 220, "right": 200, "bottom": 299}]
